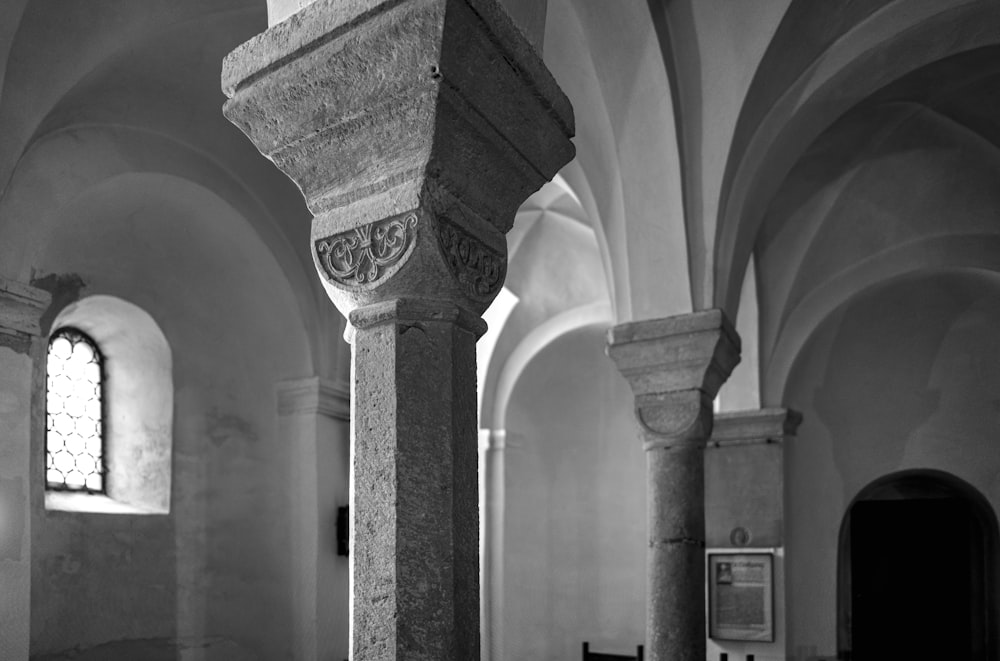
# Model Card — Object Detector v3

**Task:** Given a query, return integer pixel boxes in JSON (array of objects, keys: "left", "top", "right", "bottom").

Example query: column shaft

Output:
[
  {"left": 648, "top": 444, "right": 707, "bottom": 661},
  {"left": 351, "top": 300, "right": 481, "bottom": 660}
]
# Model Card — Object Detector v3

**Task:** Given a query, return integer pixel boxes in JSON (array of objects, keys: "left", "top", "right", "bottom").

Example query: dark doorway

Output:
[{"left": 838, "top": 471, "right": 998, "bottom": 661}]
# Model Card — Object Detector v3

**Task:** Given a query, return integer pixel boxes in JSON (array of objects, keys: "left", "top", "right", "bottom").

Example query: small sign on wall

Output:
[{"left": 708, "top": 552, "right": 774, "bottom": 642}]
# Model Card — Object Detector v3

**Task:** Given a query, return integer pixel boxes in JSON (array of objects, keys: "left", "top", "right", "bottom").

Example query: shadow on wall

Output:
[
  {"left": 809, "top": 271, "right": 1000, "bottom": 500},
  {"left": 782, "top": 269, "right": 1000, "bottom": 657}
]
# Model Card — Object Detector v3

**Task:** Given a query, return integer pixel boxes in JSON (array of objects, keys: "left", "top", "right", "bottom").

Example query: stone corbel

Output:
[
  {"left": 0, "top": 279, "right": 51, "bottom": 352},
  {"left": 710, "top": 407, "right": 803, "bottom": 448}
]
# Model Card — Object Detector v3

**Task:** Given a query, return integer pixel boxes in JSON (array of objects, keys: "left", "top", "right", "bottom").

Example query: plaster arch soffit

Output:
[
  {"left": 509, "top": 174, "right": 593, "bottom": 258},
  {"left": 0, "top": 6, "right": 263, "bottom": 194},
  {"left": 486, "top": 300, "right": 612, "bottom": 430},
  {"left": 0, "top": 0, "right": 30, "bottom": 104},
  {"left": 645, "top": 0, "right": 792, "bottom": 311},
  {"left": 0, "top": 131, "right": 322, "bottom": 371},
  {"left": 547, "top": 0, "right": 686, "bottom": 322},
  {"left": 514, "top": 172, "right": 586, "bottom": 228},
  {"left": 5, "top": 121, "right": 316, "bottom": 312},
  {"left": 764, "top": 99, "right": 1000, "bottom": 340},
  {"left": 32, "top": 170, "right": 316, "bottom": 370},
  {"left": 505, "top": 167, "right": 613, "bottom": 308},
  {"left": 765, "top": 236, "right": 1000, "bottom": 404},
  {"left": 715, "top": 0, "right": 1000, "bottom": 316},
  {"left": 552, "top": 162, "right": 617, "bottom": 318}
]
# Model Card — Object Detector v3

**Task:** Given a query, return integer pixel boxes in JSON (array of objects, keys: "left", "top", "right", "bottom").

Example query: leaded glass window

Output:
[{"left": 46, "top": 328, "right": 105, "bottom": 493}]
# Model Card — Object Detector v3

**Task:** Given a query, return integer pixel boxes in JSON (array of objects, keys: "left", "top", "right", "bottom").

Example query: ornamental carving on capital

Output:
[
  {"left": 315, "top": 214, "right": 418, "bottom": 286},
  {"left": 436, "top": 217, "right": 505, "bottom": 299}
]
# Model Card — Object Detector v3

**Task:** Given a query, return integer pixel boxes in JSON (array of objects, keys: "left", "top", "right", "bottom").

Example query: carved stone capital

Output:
[
  {"left": 0, "top": 280, "right": 49, "bottom": 335},
  {"left": 312, "top": 202, "right": 509, "bottom": 321},
  {"left": 221, "top": 0, "right": 575, "bottom": 318},
  {"left": 606, "top": 310, "right": 741, "bottom": 448},
  {"left": 709, "top": 407, "right": 802, "bottom": 447}
]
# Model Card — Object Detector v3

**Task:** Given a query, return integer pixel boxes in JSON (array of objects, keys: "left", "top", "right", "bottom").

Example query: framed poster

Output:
[{"left": 708, "top": 552, "right": 774, "bottom": 642}]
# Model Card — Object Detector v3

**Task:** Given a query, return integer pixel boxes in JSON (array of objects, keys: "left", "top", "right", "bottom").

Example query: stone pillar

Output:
[
  {"left": 705, "top": 408, "right": 800, "bottom": 661},
  {"left": 478, "top": 429, "right": 505, "bottom": 661},
  {"left": 706, "top": 408, "right": 801, "bottom": 549},
  {"left": 607, "top": 310, "right": 740, "bottom": 661},
  {"left": 221, "top": 2, "right": 574, "bottom": 659},
  {"left": 277, "top": 377, "right": 351, "bottom": 661},
  {"left": 0, "top": 279, "right": 49, "bottom": 659}
]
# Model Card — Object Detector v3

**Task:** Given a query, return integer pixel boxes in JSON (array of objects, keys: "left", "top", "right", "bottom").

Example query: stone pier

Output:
[
  {"left": 607, "top": 310, "right": 740, "bottom": 661},
  {"left": 221, "top": 1, "right": 574, "bottom": 658},
  {"left": 0, "top": 279, "right": 49, "bottom": 659}
]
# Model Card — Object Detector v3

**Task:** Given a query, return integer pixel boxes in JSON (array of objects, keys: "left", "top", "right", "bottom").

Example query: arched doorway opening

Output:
[{"left": 838, "top": 470, "right": 999, "bottom": 660}]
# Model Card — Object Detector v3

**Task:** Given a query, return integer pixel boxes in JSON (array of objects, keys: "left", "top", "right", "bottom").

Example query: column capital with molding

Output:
[
  {"left": 607, "top": 310, "right": 740, "bottom": 661},
  {"left": 221, "top": 0, "right": 575, "bottom": 319},
  {"left": 606, "top": 309, "right": 741, "bottom": 447}
]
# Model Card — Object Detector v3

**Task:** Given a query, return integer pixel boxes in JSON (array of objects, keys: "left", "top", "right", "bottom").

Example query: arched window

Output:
[
  {"left": 46, "top": 327, "right": 105, "bottom": 493},
  {"left": 45, "top": 296, "right": 173, "bottom": 514}
]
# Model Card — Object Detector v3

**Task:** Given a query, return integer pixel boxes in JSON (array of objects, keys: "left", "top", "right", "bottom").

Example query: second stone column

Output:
[{"left": 607, "top": 310, "right": 741, "bottom": 661}]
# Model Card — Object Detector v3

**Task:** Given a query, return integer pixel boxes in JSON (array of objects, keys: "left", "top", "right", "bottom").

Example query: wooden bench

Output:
[{"left": 582, "top": 642, "right": 644, "bottom": 661}]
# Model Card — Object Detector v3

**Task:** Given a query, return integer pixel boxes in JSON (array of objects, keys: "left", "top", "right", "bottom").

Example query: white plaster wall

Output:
[
  {"left": 279, "top": 400, "right": 350, "bottom": 661},
  {"left": 503, "top": 325, "right": 645, "bottom": 660},
  {"left": 23, "top": 175, "right": 313, "bottom": 659},
  {"left": 755, "top": 49, "right": 1000, "bottom": 659}
]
